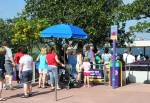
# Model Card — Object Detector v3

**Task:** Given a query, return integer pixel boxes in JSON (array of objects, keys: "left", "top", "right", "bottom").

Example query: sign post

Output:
[{"left": 111, "top": 25, "right": 118, "bottom": 89}]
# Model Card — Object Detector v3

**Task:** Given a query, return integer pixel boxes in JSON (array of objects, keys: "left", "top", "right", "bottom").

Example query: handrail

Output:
[{"left": 126, "top": 64, "right": 149, "bottom": 67}]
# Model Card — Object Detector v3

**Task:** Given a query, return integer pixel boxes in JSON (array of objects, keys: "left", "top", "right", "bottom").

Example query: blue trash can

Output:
[{"left": 110, "top": 60, "right": 121, "bottom": 88}]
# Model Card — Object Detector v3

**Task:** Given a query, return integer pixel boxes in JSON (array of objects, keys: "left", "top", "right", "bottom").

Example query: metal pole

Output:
[
  {"left": 120, "top": 61, "right": 123, "bottom": 87},
  {"left": 112, "top": 40, "right": 116, "bottom": 89},
  {"left": 55, "top": 68, "right": 58, "bottom": 101},
  {"left": 32, "top": 62, "right": 36, "bottom": 83},
  {"left": 147, "top": 64, "right": 149, "bottom": 82}
]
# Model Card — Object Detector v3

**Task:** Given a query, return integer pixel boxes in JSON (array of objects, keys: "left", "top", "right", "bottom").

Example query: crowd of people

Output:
[{"left": 0, "top": 40, "right": 149, "bottom": 101}]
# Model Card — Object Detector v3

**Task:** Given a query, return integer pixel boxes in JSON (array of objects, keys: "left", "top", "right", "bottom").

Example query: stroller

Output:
[{"left": 59, "top": 64, "right": 80, "bottom": 89}]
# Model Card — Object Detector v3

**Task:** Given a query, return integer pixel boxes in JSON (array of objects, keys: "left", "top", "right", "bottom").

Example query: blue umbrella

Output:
[{"left": 40, "top": 24, "right": 88, "bottom": 39}]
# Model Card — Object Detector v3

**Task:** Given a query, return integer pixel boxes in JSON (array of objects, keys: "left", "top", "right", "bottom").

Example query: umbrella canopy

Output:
[{"left": 40, "top": 24, "right": 88, "bottom": 39}]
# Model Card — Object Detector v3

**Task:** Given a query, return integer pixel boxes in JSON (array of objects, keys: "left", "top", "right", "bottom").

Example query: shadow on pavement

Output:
[
  {"left": 5, "top": 90, "right": 52, "bottom": 100},
  {"left": 57, "top": 95, "right": 73, "bottom": 101},
  {"left": 31, "top": 90, "right": 53, "bottom": 97}
]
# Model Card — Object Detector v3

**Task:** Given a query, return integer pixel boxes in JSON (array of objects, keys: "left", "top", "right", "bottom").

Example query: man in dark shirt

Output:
[{"left": 0, "top": 46, "right": 6, "bottom": 101}]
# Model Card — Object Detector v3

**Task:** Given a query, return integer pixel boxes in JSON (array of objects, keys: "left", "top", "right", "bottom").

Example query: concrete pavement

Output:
[{"left": 2, "top": 83, "right": 150, "bottom": 103}]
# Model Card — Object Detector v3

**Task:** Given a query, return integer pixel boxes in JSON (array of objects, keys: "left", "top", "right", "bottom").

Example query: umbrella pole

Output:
[{"left": 63, "top": 39, "right": 66, "bottom": 64}]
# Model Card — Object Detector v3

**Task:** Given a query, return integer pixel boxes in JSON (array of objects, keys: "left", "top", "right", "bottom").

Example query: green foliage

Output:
[
  {"left": 117, "top": 0, "right": 150, "bottom": 21},
  {"left": 11, "top": 17, "right": 49, "bottom": 52},
  {"left": 0, "top": 19, "right": 13, "bottom": 44},
  {"left": 117, "top": 0, "right": 150, "bottom": 34},
  {"left": 130, "top": 22, "right": 150, "bottom": 33},
  {"left": 24, "top": 0, "right": 123, "bottom": 46},
  {"left": 117, "top": 23, "right": 135, "bottom": 47}
]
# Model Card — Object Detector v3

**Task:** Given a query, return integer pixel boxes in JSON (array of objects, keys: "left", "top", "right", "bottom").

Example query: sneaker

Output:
[
  {"left": 0, "top": 98, "right": 6, "bottom": 101},
  {"left": 57, "top": 87, "right": 61, "bottom": 90},
  {"left": 51, "top": 87, "right": 55, "bottom": 90},
  {"left": 21, "top": 94, "right": 29, "bottom": 98}
]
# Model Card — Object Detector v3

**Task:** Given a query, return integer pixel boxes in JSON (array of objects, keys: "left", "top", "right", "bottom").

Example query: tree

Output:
[
  {"left": 11, "top": 17, "right": 49, "bottom": 53},
  {"left": 23, "top": 0, "right": 123, "bottom": 46},
  {"left": 130, "top": 22, "right": 150, "bottom": 33},
  {"left": 0, "top": 19, "right": 13, "bottom": 44},
  {"left": 117, "top": 0, "right": 150, "bottom": 33}
]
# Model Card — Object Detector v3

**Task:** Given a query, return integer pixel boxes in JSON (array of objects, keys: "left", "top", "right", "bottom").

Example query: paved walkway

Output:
[{"left": 2, "top": 83, "right": 150, "bottom": 103}]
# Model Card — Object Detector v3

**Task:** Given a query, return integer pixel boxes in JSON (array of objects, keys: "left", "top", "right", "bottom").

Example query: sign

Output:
[{"left": 111, "top": 25, "right": 118, "bottom": 40}]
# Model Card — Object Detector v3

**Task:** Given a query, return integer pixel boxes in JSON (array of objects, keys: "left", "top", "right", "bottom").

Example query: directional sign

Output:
[{"left": 111, "top": 25, "right": 118, "bottom": 40}]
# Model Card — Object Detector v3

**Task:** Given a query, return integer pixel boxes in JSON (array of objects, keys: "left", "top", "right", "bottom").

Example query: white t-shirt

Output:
[
  {"left": 123, "top": 53, "right": 128, "bottom": 63},
  {"left": 126, "top": 54, "right": 135, "bottom": 64},
  {"left": 76, "top": 54, "right": 82, "bottom": 65},
  {"left": 4, "top": 47, "right": 13, "bottom": 61},
  {"left": 81, "top": 62, "right": 91, "bottom": 72},
  {"left": 19, "top": 54, "right": 33, "bottom": 71}
]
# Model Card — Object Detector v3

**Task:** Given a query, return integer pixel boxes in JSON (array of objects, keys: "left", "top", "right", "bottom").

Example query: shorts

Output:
[
  {"left": 21, "top": 70, "right": 32, "bottom": 84},
  {"left": 0, "top": 70, "right": 5, "bottom": 81},
  {"left": 84, "top": 72, "right": 90, "bottom": 76},
  {"left": 5, "top": 61, "right": 13, "bottom": 76},
  {"left": 39, "top": 68, "right": 47, "bottom": 74}
]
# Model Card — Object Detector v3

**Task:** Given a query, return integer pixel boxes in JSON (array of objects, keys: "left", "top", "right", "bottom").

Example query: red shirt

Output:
[
  {"left": 46, "top": 53, "right": 58, "bottom": 66},
  {"left": 14, "top": 52, "right": 24, "bottom": 64}
]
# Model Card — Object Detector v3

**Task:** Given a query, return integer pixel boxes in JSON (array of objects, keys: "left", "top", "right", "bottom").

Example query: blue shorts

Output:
[
  {"left": 21, "top": 70, "right": 32, "bottom": 84},
  {"left": 5, "top": 61, "right": 13, "bottom": 76},
  {"left": 0, "top": 70, "right": 5, "bottom": 80}
]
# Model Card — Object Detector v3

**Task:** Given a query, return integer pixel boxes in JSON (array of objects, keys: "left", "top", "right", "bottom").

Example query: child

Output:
[
  {"left": 36, "top": 48, "right": 47, "bottom": 88},
  {"left": 80, "top": 57, "right": 91, "bottom": 87}
]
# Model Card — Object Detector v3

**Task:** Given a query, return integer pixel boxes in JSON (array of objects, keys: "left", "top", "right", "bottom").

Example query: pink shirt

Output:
[{"left": 81, "top": 62, "right": 91, "bottom": 72}]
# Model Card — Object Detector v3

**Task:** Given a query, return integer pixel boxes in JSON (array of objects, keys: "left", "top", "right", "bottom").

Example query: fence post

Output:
[{"left": 32, "top": 62, "right": 36, "bottom": 83}]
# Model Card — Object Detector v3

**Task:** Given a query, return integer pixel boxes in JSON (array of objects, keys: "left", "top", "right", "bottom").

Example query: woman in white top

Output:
[{"left": 76, "top": 50, "right": 83, "bottom": 82}]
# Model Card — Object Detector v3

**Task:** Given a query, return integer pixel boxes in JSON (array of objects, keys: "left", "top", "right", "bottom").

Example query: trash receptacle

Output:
[{"left": 110, "top": 60, "right": 121, "bottom": 88}]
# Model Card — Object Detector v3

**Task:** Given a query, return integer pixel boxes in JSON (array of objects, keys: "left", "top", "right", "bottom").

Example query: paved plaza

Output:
[{"left": 2, "top": 83, "right": 150, "bottom": 103}]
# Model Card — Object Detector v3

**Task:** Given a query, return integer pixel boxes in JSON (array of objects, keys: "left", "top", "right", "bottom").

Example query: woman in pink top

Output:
[{"left": 80, "top": 57, "right": 91, "bottom": 87}]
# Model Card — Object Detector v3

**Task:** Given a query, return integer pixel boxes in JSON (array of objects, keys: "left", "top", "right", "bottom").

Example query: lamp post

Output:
[
  {"left": 111, "top": 25, "right": 117, "bottom": 89},
  {"left": 111, "top": 13, "right": 118, "bottom": 89}
]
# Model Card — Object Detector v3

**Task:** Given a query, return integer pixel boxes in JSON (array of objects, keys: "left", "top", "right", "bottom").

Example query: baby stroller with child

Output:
[{"left": 59, "top": 64, "right": 80, "bottom": 89}]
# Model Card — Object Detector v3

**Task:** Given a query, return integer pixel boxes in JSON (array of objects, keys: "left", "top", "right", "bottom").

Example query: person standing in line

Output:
[
  {"left": 14, "top": 47, "right": 24, "bottom": 85},
  {"left": 101, "top": 48, "right": 111, "bottom": 83},
  {"left": 67, "top": 48, "right": 77, "bottom": 79},
  {"left": 76, "top": 50, "right": 83, "bottom": 83},
  {"left": 88, "top": 45, "right": 95, "bottom": 69},
  {"left": 80, "top": 57, "right": 91, "bottom": 87},
  {"left": 95, "top": 50, "right": 102, "bottom": 69},
  {"left": 46, "top": 46, "right": 65, "bottom": 90},
  {"left": 19, "top": 48, "right": 33, "bottom": 98},
  {"left": 137, "top": 53, "right": 145, "bottom": 61},
  {"left": 123, "top": 50, "right": 128, "bottom": 63},
  {"left": 0, "top": 46, "right": 6, "bottom": 101},
  {"left": 36, "top": 48, "right": 47, "bottom": 88},
  {"left": 126, "top": 52, "right": 135, "bottom": 64},
  {"left": 2, "top": 41, "right": 15, "bottom": 89}
]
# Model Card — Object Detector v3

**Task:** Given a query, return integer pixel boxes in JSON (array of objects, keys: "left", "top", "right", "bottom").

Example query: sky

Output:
[
  {"left": 0, "top": 0, "right": 25, "bottom": 19},
  {"left": 0, "top": 0, "right": 133, "bottom": 19},
  {"left": 0, "top": 0, "right": 149, "bottom": 40}
]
